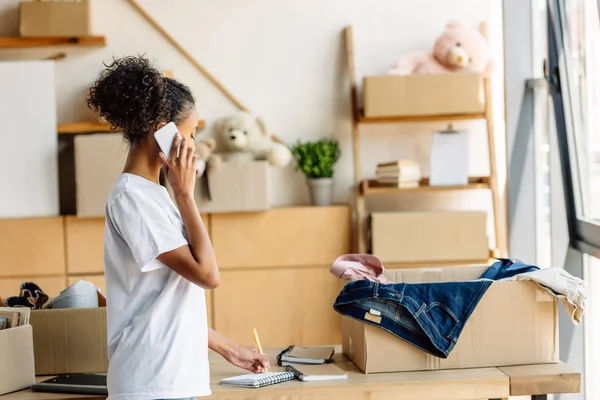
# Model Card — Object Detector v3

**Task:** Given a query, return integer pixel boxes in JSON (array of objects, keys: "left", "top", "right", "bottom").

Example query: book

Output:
[
  {"left": 0, "top": 311, "right": 21, "bottom": 329},
  {"left": 285, "top": 363, "right": 348, "bottom": 382},
  {"left": 0, "top": 307, "right": 30, "bottom": 326},
  {"left": 277, "top": 345, "right": 335, "bottom": 365},
  {"left": 220, "top": 371, "right": 295, "bottom": 388},
  {"left": 377, "top": 160, "right": 420, "bottom": 168},
  {"left": 0, "top": 318, "right": 7, "bottom": 330},
  {"left": 375, "top": 179, "right": 420, "bottom": 189}
]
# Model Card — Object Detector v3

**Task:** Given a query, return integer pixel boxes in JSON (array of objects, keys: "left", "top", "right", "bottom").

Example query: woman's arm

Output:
[
  {"left": 157, "top": 135, "right": 220, "bottom": 289},
  {"left": 209, "top": 329, "right": 270, "bottom": 373}
]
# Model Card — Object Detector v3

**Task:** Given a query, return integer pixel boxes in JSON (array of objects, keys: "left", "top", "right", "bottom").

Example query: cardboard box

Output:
[
  {"left": 370, "top": 211, "right": 489, "bottom": 263},
  {"left": 30, "top": 293, "right": 108, "bottom": 375},
  {"left": 20, "top": 1, "right": 91, "bottom": 37},
  {"left": 363, "top": 73, "right": 484, "bottom": 118},
  {"left": 74, "top": 134, "right": 128, "bottom": 218},
  {"left": 194, "top": 161, "right": 270, "bottom": 213},
  {"left": 342, "top": 265, "right": 558, "bottom": 373},
  {"left": 0, "top": 325, "right": 35, "bottom": 395}
]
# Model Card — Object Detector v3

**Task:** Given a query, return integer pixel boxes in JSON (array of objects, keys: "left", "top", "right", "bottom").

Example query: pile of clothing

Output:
[
  {"left": 330, "top": 255, "right": 586, "bottom": 359},
  {"left": 2, "top": 280, "right": 101, "bottom": 310}
]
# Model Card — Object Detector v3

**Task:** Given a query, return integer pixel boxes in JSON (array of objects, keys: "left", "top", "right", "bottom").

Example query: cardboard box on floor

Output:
[
  {"left": 370, "top": 211, "right": 489, "bottom": 263},
  {"left": 342, "top": 265, "right": 558, "bottom": 373},
  {"left": 362, "top": 73, "right": 485, "bottom": 118},
  {"left": 193, "top": 161, "right": 271, "bottom": 213},
  {"left": 30, "top": 292, "right": 108, "bottom": 375},
  {"left": 19, "top": 1, "right": 91, "bottom": 37},
  {"left": 0, "top": 325, "right": 35, "bottom": 394}
]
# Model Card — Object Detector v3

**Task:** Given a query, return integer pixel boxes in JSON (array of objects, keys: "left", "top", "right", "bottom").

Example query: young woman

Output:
[{"left": 88, "top": 56, "right": 269, "bottom": 400}]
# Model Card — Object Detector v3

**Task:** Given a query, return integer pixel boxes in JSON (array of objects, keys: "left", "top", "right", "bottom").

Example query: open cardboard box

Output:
[
  {"left": 193, "top": 161, "right": 271, "bottom": 213},
  {"left": 362, "top": 73, "right": 485, "bottom": 118},
  {"left": 0, "top": 324, "right": 35, "bottom": 394},
  {"left": 30, "top": 290, "right": 108, "bottom": 375},
  {"left": 342, "top": 265, "right": 558, "bottom": 373}
]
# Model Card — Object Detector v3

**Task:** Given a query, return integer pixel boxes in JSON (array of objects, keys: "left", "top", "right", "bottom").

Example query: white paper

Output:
[
  {"left": 429, "top": 130, "right": 469, "bottom": 186},
  {"left": 0, "top": 61, "right": 58, "bottom": 218}
]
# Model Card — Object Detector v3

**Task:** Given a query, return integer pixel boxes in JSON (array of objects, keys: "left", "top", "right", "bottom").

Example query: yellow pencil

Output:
[{"left": 252, "top": 328, "right": 268, "bottom": 372}]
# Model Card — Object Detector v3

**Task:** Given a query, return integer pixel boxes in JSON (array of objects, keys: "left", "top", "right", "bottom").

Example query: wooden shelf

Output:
[
  {"left": 358, "top": 110, "right": 486, "bottom": 124},
  {"left": 361, "top": 177, "right": 490, "bottom": 195},
  {"left": 58, "top": 120, "right": 206, "bottom": 134},
  {"left": 0, "top": 36, "right": 106, "bottom": 48}
]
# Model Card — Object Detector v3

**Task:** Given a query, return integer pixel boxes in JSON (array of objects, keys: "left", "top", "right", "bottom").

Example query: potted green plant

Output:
[{"left": 291, "top": 137, "right": 341, "bottom": 206}]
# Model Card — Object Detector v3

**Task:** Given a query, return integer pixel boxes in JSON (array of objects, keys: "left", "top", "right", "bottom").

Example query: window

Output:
[
  {"left": 548, "top": 0, "right": 600, "bottom": 398},
  {"left": 547, "top": 0, "right": 600, "bottom": 255}
]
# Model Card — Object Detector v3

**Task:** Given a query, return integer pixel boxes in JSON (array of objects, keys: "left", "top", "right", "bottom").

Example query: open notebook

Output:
[{"left": 220, "top": 371, "right": 295, "bottom": 388}]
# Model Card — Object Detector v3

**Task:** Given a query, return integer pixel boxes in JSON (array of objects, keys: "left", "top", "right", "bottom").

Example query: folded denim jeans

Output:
[{"left": 333, "top": 279, "right": 492, "bottom": 358}]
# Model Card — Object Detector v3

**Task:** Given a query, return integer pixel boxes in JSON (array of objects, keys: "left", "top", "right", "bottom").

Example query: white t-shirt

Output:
[{"left": 104, "top": 173, "right": 210, "bottom": 400}]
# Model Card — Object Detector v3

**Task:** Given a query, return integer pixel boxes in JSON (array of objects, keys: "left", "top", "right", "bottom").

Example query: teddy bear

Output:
[
  {"left": 212, "top": 111, "right": 292, "bottom": 167},
  {"left": 389, "top": 20, "right": 494, "bottom": 76},
  {"left": 194, "top": 137, "right": 222, "bottom": 178}
]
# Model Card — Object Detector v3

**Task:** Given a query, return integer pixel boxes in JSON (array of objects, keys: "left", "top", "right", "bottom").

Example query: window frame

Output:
[{"left": 547, "top": 0, "right": 600, "bottom": 259}]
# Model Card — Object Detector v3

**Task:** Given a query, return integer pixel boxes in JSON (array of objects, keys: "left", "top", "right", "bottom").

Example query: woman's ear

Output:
[{"left": 156, "top": 121, "right": 167, "bottom": 131}]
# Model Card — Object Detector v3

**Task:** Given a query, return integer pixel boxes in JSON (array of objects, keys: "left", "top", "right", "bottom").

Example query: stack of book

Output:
[{"left": 376, "top": 160, "right": 421, "bottom": 188}]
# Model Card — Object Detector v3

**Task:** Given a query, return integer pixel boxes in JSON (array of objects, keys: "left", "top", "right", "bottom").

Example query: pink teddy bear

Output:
[{"left": 389, "top": 20, "right": 494, "bottom": 77}]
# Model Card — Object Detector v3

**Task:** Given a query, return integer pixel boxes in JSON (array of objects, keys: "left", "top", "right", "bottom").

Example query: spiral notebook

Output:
[{"left": 220, "top": 371, "right": 295, "bottom": 388}]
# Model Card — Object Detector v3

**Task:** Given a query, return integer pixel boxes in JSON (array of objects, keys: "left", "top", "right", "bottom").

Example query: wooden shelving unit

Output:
[
  {"left": 344, "top": 24, "right": 506, "bottom": 256},
  {"left": 57, "top": 120, "right": 206, "bottom": 134},
  {"left": 0, "top": 36, "right": 106, "bottom": 48}
]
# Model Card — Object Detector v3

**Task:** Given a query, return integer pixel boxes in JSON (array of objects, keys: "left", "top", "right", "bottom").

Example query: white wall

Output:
[{"left": 0, "top": 0, "right": 505, "bottom": 220}]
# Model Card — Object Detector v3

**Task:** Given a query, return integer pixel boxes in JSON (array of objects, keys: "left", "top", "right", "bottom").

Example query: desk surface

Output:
[{"left": 1, "top": 349, "right": 581, "bottom": 400}]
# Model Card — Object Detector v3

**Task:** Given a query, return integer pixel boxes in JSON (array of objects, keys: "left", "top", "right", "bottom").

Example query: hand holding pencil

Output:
[{"left": 252, "top": 328, "right": 269, "bottom": 373}]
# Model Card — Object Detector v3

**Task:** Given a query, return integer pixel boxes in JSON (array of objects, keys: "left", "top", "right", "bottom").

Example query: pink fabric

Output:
[{"left": 330, "top": 254, "right": 391, "bottom": 284}]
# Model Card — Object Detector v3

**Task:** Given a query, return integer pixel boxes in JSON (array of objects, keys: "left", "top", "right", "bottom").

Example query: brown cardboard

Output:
[
  {"left": 74, "top": 134, "right": 128, "bottom": 218},
  {"left": 0, "top": 325, "right": 35, "bottom": 395},
  {"left": 65, "top": 216, "right": 105, "bottom": 274},
  {"left": 19, "top": 1, "right": 91, "bottom": 37},
  {"left": 370, "top": 211, "right": 489, "bottom": 263},
  {"left": 363, "top": 73, "right": 485, "bottom": 118},
  {"left": 30, "top": 293, "right": 108, "bottom": 375},
  {"left": 342, "top": 265, "right": 559, "bottom": 373},
  {"left": 194, "top": 161, "right": 270, "bottom": 213}
]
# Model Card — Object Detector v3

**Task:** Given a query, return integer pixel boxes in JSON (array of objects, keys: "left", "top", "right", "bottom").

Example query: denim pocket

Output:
[{"left": 424, "top": 302, "right": 460, "bottom": 337}]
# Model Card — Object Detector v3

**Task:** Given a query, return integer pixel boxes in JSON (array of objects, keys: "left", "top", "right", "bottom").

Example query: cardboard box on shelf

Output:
[
  {"left": 342, "top": 265, "right": 558, "bottom": 373},
  {"left": 193, "top": 161, "right": 270, "bottom": 213},
  {"left": 0, "top": 325, "right": 35, "bottom": 395},
  {"left": 74, "top": 133, "right": 128, "bottom": 218},
  {"left": 362, "top": 73, "right": 485, "bottom": 118},
  {"left": 370, "top": 211, "right": 489, "bottom": 264},
  {"left": 30, "top": 292, "right": 108, "bottom": 375},
  {"left": 19, "top": 1, "right": 91, "bottom": 37}
]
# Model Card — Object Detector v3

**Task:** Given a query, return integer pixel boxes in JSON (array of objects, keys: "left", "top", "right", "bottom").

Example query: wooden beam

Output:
[
  {"left": 0, "top": 36, "right": 106, "bottom": 48},
  {"left": 127, "top": 0, "right": 248, "bottom": 112}
]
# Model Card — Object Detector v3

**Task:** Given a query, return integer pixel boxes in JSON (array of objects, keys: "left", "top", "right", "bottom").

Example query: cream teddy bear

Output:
[
  {"left": 194, "top": 137, "right": 222, "bottom": 177},
  {"left": 389, "top": 20, "right": 494, "bottom": 76},
  {"left": 212, "top": 111, "right": 292, "bottom": 167}
]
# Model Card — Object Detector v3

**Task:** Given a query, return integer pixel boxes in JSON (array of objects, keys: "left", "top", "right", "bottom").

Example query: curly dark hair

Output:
[{"left": 87, "top": 55, "right": 195, "bottom": 144}]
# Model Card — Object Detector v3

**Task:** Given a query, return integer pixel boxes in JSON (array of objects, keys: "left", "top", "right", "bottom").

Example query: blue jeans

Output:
[{"left": 333, "top": 258, "right": 540, "bottom": 358}]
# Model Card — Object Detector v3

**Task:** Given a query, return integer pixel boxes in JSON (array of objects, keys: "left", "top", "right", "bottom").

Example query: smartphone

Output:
[{"left": 154, "top": 122, "right": 180, "bottom": 160}]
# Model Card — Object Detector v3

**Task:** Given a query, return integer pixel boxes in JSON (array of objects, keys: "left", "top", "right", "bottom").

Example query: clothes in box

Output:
[
  {"left": 0, "top": 325, "right": 35, "bottom": 395},
  {"left": 362, "top": 73, "right": 485, "bottom": 118},
  {"left": 30, "top": 306, "right": 108, "bottom": 375},
  {"left": 19, "top": 1, "right": 91, "bottom": 37},
  {"left": 370, "top": 211, "right": 489, "bottom": 263},
  {"left": 340, "top": 265, "right": 558, "bottom": 373},
  {"left": 194, "top": 161, "right": 271, "bottom": 213}
]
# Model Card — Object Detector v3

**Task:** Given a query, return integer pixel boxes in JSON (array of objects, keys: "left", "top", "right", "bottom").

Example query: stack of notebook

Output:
[
  {"left": 375, "top": 160, "right": 421, "bottom": 188},
  {"left": 0, "top": 307, "right": 30, "bottom": 330}
]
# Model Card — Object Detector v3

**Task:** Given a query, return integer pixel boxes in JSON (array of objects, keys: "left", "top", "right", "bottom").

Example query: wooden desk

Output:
[{"left": 0, "top": 349, "right": 580, "bottom": 400}]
